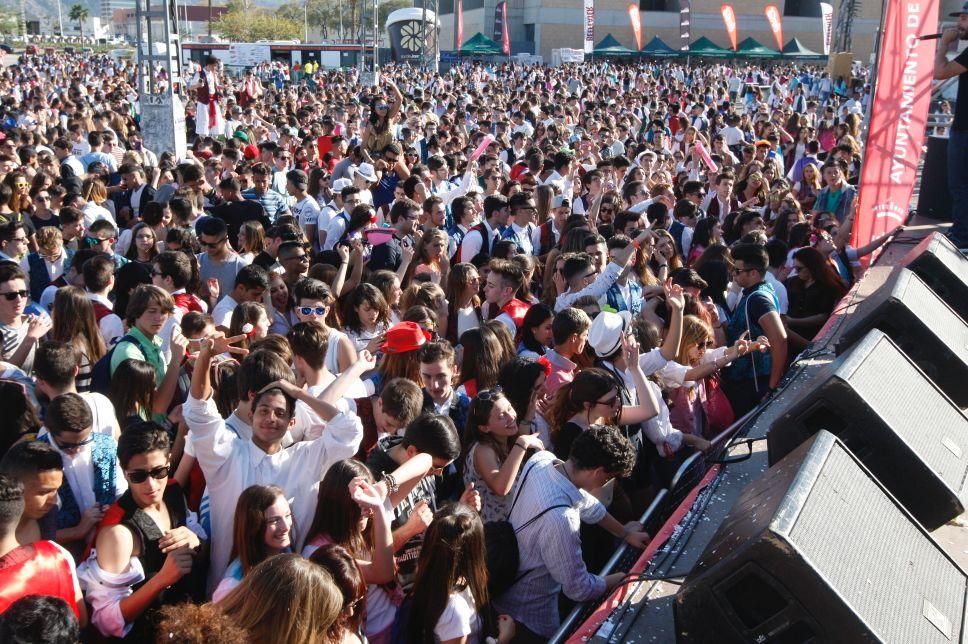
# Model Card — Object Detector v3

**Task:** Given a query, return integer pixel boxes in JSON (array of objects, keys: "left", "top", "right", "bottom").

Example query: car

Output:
[
  {"left": 0, "top": 44, "right": 12, "bottom": 54},
  {"left": 24, "top": 44, "right": 37, "bottom": 55}
]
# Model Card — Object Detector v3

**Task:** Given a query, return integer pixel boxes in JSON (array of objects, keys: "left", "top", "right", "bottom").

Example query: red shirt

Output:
[{"left": 0, "top": 541, "right": 80, "bottom": 618}]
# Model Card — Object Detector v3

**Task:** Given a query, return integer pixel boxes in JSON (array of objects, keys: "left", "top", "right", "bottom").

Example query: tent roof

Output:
[
  {"left": 736, "top": 37, "right": 780, "bottom": 57},
  {"left": 594, "top": 33, "right": 634, "bottom": 55},
  {"left": 641, "top": 35, "right": 679, "bottom": 57},
  {"left": 782, "top": 37, "right": 825, "bottom": 57},
  {"left": 459, "top": 32, "right": 502, "bottom": 56},
  {"left": 688, "top": 36, "right": 730, "bottom": 57}
]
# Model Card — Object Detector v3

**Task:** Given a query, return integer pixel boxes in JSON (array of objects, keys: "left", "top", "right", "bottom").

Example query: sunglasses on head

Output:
[
  {"left": 299, "top": 306, "right": 326, "bottom": 316},
  {"left": 126, "top": 464, "right": 171, "bottom": 484}
]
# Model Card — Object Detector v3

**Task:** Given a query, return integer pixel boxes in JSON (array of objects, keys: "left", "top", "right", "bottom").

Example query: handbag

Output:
[{"left": 702, "top": 374, "right": 735, "bottom": 437}]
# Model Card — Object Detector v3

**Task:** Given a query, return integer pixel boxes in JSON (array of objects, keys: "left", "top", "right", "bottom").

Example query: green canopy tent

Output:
[
  {"left": 459, "top": 32, "right": 503, "bottom": 57},
  {"left": 594, "top": 33, "right": 635, "bottom": 57},
  {"left": 736, "top": 37, "right": 780, "bottom": 58},
  {"left": 640, "top": 36, "right": 679, "bottom": 58},
  {"left": 782, "top": 37, "right": 826, "bottom": 59},
  {"left": 688, "top": 36, "right": 731, "bottom": 58}
]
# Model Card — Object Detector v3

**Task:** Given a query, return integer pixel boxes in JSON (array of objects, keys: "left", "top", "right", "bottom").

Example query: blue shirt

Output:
[{"left": 241, "top": 187, "right": 290, "bottom": 223}]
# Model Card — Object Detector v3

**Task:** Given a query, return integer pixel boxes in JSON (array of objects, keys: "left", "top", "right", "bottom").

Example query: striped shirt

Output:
[{"left": 241, "top": 187, "right": 290, "bottom": 223}]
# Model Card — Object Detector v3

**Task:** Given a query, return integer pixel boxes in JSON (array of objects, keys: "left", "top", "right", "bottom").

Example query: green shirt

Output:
[{"left": 109, "top": 327, "right": 166, "bottom": 385}]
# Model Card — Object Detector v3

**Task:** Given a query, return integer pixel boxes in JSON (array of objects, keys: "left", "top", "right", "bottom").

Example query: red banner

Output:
[
  {"left": 720, "top": 4, "right": 738, "bottom": 51},
  {"left": 455, "top": 0, "right": 463, "bottom": 50},
  {"left": 853, "top": 0, "right": 938, "bottom": 257},
  {"left": 628, "top": 4, "right": 642, "bottom": 51},
  {"left": 500, "top": 1, "right": 510, "bottom": 55},
  {"left": 764, "top": 4, "right": 783, "bottom": 51}
]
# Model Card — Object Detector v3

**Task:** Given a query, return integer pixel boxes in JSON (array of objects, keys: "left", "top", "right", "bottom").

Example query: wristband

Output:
[{"left": 383, "top": 472, "right": 399, "bottom": 495}]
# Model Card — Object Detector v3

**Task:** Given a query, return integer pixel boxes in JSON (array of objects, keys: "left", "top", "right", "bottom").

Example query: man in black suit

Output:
[{"left": 117, "top": 163, "right": 156, "bottom": 227}]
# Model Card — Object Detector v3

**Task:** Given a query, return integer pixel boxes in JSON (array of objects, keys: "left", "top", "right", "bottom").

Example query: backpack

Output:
[
  {"left": 484, "top": 460, "right": 568, "bottom": 597},
  {"left": 89, "top": 333, "right": 150, "bottom": 395}
]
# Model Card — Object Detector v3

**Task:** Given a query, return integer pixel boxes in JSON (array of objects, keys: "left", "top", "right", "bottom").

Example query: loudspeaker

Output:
[
  {"left": 835, "top": 268, "right": 968, "bottom": 407},
  {"left": 916, "top": 137, "right": 952, "bottom": 221},
  {"left": 675, "top": 431, "right": 968, "bottom": 643},
  {"left": 768, "top": 329, "right": 968, "bottom": 530},
  {"left": 898, "top": 233, "right": 968, "bottom": 323}
]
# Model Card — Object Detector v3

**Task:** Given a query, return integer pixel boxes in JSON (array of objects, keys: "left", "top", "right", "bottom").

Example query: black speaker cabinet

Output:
[
  {"left": 898, "top": 233, "right": 968, "bottom": 323},
  {"left": 676, "top": 431, "right": 968, "bottom": 643},
  {"left": 917, "top": 136, "right": 952, "bottom": 221},
  {"left": 768, "top": 329, "right": 968, "bottom": 530},
  {"left": 835, "top": 268, "right": 968, "bottom": 407}
]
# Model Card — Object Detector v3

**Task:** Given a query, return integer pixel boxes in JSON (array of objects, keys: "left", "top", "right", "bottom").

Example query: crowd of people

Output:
[{"left": 0, "top": 48, "right": 900, "bottom": 643}]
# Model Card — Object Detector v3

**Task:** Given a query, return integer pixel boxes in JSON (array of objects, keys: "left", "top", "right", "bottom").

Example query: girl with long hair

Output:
[
  {"left": 460, "top": 389, "right": 545, "bottom": 523},
  {"left": 456, "top": 326, "right": 508, "bottom": 399},
  {"left": 650, "top": 229, "right": 683, "bottom": 275},
  {"left": 370, "top": 270, "right": 403, "bottom": 324},
  {"left": 444, "top": 263, "right": 481, "bottom": 345},
  {"left": 81, "top": 177, "right": 115, "bottom": 226},
  {"left": 228, "top": 302, "right": 270, "bottom": 352},
  {"left": 406, "top": 504, "right": 515, "bottom": 644},
  {"left": 108, "top": 359, "right": 160, "bottom": 428},
  {"left": 303, "top": 460, "right": 397, "bottom": 644},
  {"left": 517, "top": 303, "right": 553, "bottom": 359},
  {"left": 400, "top": 281, "right": 449, "bottom": 341},
  {"left": 785, "top": 246, "right": 848, "bottom": 343},
  {"left": 213, "top": 485, "right": 294, "bottom": 603},
  {"left": 409, "top": 228, "right": 450, "bottom": 285},
  {"left": 343, "top": 283, "right": 392, "bottom": 354},
  {"left": 308, "top": 544, "right": 368, "bottom": 644},
  {"left": 266, "top": 272, "right": 294, "bottom": 335},
  {"left": 793, "top": 162, "right": 821, "bottom": 211},
  {"left": 237, "top": 220, "right": 266, "bottom": 264},
  {"left": 361, "top": 81, "right": 403, "bottom": 155},
  {"left": 686, "top": 217, "right": 723, "bottom": 266},
  {"left": 51, "top": 285, "right": 106, "bottom": 392},
  {"left": 124, "top": 222, "right": 159, "bottom": 265},
  {"left": 218, "top": 554, "right": 343, "bottom": 644}
]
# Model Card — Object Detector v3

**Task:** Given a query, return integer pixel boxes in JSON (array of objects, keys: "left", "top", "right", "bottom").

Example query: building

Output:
[
  {"left": 113, "top": 4, "right": 228, "bottom": 41},
  {"left": 435, "top": 0, "right": 944, "bottom": 63},
  {"left": 102, "top": 0, "right": 136, "bottom": 24}
]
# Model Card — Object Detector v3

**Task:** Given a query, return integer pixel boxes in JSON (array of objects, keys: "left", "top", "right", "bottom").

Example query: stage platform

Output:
[{"left": 553, "top": 216, "right": 968, "bottom": 644}]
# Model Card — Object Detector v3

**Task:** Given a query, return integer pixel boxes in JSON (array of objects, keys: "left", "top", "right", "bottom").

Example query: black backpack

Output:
[
  {"left": 89, "top": 333, "right": 150, "bottom": 395},
  {"left": 484, "top": 459, "right": 568, "bottom": 598}
]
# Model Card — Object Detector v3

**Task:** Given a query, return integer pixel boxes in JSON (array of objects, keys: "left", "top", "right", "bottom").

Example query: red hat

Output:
[{"left": 382, "top": 322, "right": 431, "bottom": 354}]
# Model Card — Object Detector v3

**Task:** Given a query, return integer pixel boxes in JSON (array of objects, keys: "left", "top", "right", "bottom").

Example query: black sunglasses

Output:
[
  {"left": 200, "top": 237, "right": 227, "bottom": 248},
  {"left": 0, "top": 290, "right": 28, "bottom": 301},
  {"left": 126, "top": 465, "right": 171, "bottom": 484}
]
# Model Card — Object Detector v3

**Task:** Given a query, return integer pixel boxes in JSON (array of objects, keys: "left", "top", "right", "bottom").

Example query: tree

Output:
[
  {"left": 68, "top": 4, "right": 90, "bottom": 38},
  {"left": 0, "top": 9, "right": 19, "bottom": 36},
  {"left": 213, "top": 7, "right": 302, "bottom": 42}
]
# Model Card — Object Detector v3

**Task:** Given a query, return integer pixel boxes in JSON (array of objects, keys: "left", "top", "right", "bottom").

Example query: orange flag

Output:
[
  {"left": 720, "top": 4, "right": 738, "bottom": 51},
  {"left": 764, "top": 5, "right": 784, "bottom": 51}
]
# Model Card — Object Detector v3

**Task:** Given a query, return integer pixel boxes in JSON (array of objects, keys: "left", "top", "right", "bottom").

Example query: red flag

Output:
[
  {"left": 628, "top": 4, "right": 642, "bottom": 51},
  {"left": 764, "top": 5, "right": 784, "bottom": 52},
  {"left": 455, "top": 0, "right": 463, "bottom": 50},
  {"left": 720, "top": 4, "right": 738, "bottom": 51},
  {"left": 500, "top": 1, "right": 510, "bottom": 55},
  {"left": 853, "top": 0, "right": 938, "bottom": 262}
]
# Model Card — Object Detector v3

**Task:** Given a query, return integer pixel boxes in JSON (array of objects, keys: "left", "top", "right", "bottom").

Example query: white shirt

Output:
[
  {"left": 554, "top": 261, "right": 623, "bottom": 312},
  {"left": 47, "top": 434, "right": 127, "bottom": 516},
  {"left": 130, "top": 183, "right": 147, "bottom": 220},
  {"left": 459, "top": 219, "right": 499, "bottom": 263},
  {"left": 87, "top": 292, "right": 124, "bottom": 347},
  {"left": 211, "top": 294, "right": 239, "bottom": 329},
  {"left": 82, "top": 202, "right": 115, "bottom": 229},
  {"left": 183, "top": 393, "right": 362, "bottom": 592},
  {"left": 293, "top": 195, "right": 321, "bottom": 231},
  {"left": 435, "top": 587, "right": 482, "bottom": 643},
  {"left": 323, "top": 211, "right": 351, "bottom": 251}
]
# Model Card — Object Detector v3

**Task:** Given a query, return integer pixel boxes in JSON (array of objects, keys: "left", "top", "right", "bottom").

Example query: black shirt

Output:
[
  {"left": 367, "top": 236, "right": 403, "bottom": 273},
  {"left": 209, "top": 199, "right": 270, "bottom": 250},
  {"left": 365, "top": 436, "right": 437, "bottom": 591},
  {"left": 955, "top": 48, "right": 968, "bottom": 131}
]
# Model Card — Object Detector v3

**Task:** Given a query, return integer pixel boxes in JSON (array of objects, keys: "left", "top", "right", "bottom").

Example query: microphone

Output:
[{"left": 919, "top": 33, "right": 944, "bottom": 40}]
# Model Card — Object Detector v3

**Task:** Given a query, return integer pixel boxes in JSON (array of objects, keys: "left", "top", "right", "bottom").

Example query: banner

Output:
[
  {"left": 679, "top": 0, "right": 691, "bottom": 52},
  {"left": 628, "top": 4, "right": 642, "bottom": 51},
  {"left": 852, "top": 0, "right": 937, "bottom": 259},
  {"left": 583, "top": 0, "right": 595, "bottom": 54},
  {"left": 764, "top": 4, "right": 783, "bottom": 51},
  {"left": 820, "top": 2, "right": 833, "bottom": 54},
  {"left": 500, "top": 1, "right": 510, "bottom": 55},
  {"left": 492, "top": 2, "right": 506, "bottom": 49},
  {"left": 720, "top": 4, "right": 738, "bottom": 51},
  {"left": 455, "top": 0, "right": 463, "bottom": 50}
]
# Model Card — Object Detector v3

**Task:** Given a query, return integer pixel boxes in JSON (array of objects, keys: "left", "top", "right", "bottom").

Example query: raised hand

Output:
[{"left": 203, "top": 331, "right": 249, "bottom": 357}]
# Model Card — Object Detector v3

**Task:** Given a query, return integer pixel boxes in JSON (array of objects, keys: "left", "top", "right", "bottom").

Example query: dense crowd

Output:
[{"left": 0, "top": 49, "right": 896, "bottom": 643}]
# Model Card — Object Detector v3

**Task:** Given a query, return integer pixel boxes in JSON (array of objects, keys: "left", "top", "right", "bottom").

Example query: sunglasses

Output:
[
  {"left": 126, "top": 464, "right": 171, "bottom": 484},
  {"left": 0, "top": 290, "right": 28, "bottom": 301},
  {"left": 53, "top": 434, "right": 94, "bottom": 451},
  {"left": 299, "top": 306, "right": 326, "bottom": 316},
  {"left": 200, "top": 237, "right": 227, "bottom": 248},
  {"left": 476, "top": 386, "right": 504, "bottom": 402},
  {"left": 85, "top": 235, "right": 114, "bottom": 245}
]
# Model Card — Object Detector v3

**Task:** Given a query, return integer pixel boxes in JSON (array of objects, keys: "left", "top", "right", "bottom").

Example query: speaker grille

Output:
[
  {"left": 790, "top": 445, "right": 966, "bottom": 642},
  {"left": 841, "top": 334, "right": 968, "bottom": 491}
]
